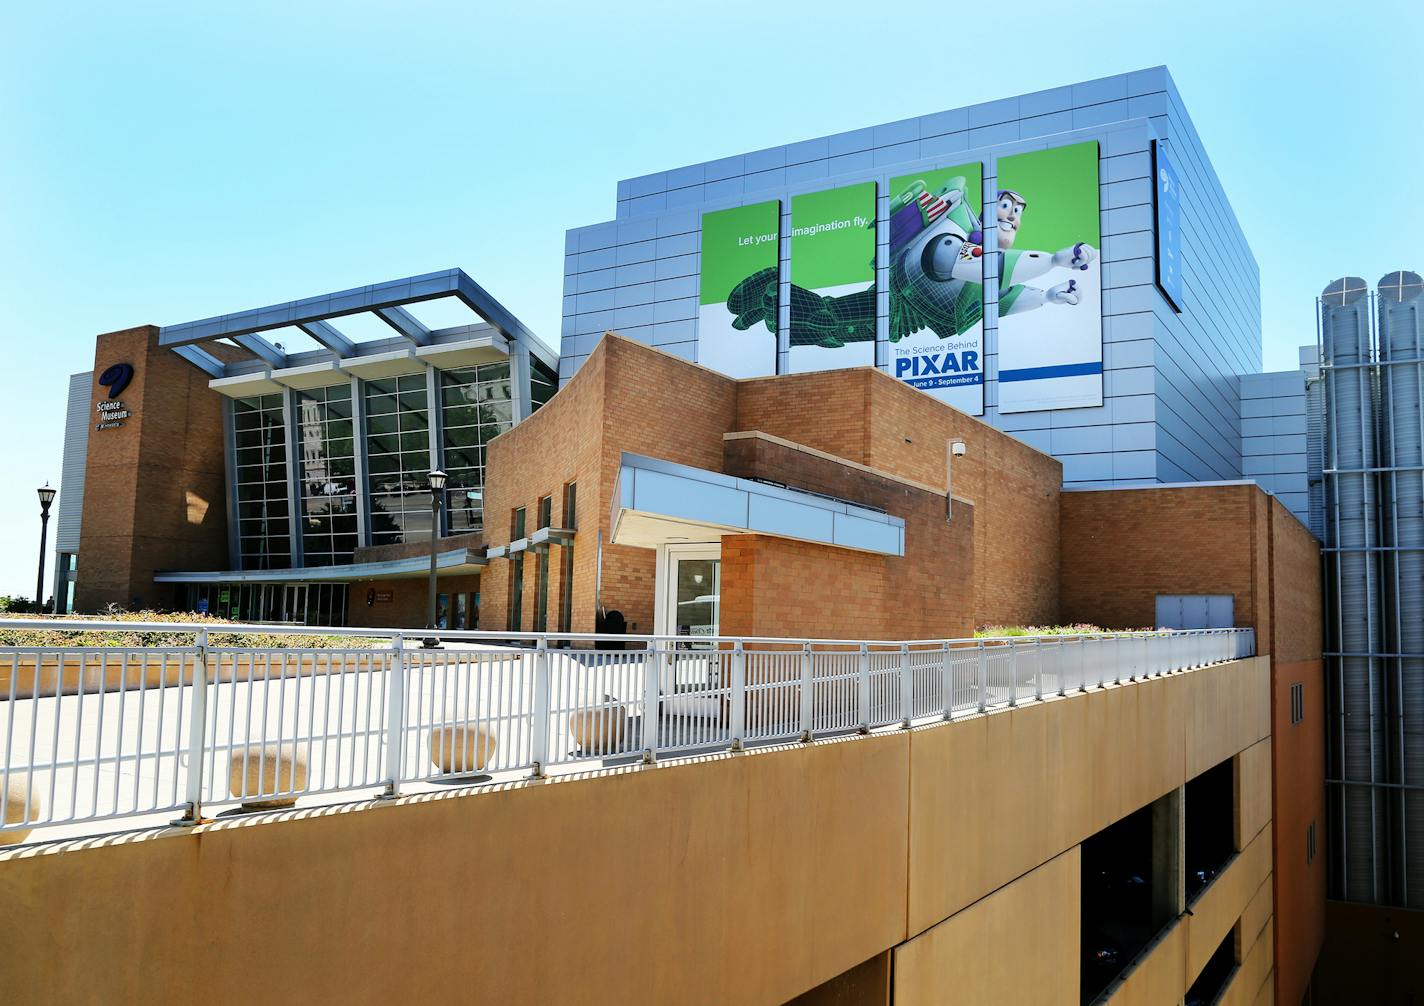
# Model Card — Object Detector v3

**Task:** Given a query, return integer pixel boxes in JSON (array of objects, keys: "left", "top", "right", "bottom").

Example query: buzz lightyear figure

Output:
[
  {"left": 722, "top": 177, "right": 1097, "bottom": 350},
  {"left": 888, "top": 180, "right": 1097, "bottom": 344}
]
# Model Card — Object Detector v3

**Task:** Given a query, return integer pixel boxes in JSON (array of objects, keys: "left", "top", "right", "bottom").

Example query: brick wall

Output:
[
  {"left": 1058, "top": 484, "right": 1261, "bottom": 630},
  {"left": 345, "top": 574, "right": 482, "bottom": 629},
  {"left": 481, "top": 336, "right": 738, "bottom": 635},
  {"left": 75, "top": 327, "right": 234, "bottom": 612},
  {"left": 721, "top": 436, "right": 975, "bottom": 640},
  {"left": 482, "top": 334, "right": 1053, "bottom": 638},
  {"left": 737, "top": 368, "right": 1061, "bottom": 628}
]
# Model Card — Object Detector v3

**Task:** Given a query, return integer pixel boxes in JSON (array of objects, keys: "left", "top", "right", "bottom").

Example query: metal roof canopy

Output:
[
  {"left": 153, "top": 547, "right": 487, "bottom": 585},
  {"left": 159, "top": 268, "right": 558, "bottom": 380}
]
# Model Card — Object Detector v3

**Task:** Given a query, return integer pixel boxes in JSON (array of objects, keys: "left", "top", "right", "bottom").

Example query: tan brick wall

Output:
[
  {"left": 75, "top": 327, "right": 234, "bottom": 612},
  {"left": 1267, "top": 498, "right": 1323, "bottom": 665},
  {"left": 482, "top": 335, "right": 1056, "bottom": 637},
  {"left": 1058, "top": 484, "right": 1262, "bottom": 630},
  {"left": 736, "top": 367, "right": 1060, "bottom": 628},
  {"left": 721, "top": 436, "right": 975, "bottom": 640},
  {"left": 480, "top": 343, "right": 606, "bottom": 634},
  {"left": 345, "top": 574, "right": 482, "bottom": 629},
  {"left": 480, "top": 337, "right": 734, "bottom": 635}
]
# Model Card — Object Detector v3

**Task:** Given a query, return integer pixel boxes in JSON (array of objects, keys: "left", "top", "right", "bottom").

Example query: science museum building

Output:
[{"left": 41, "top": 62, "right": 1414, "bottom": 1003}]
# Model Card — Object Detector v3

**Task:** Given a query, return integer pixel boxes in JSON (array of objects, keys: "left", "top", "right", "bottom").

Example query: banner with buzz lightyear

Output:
[
  {"left": 697, "top": 200, "right": 781, "bottom": 379},
  {"left": 994, "top": 141, "right": 1103, "bottom": 413},
  {"left": 787, "top": 182, "right": 877, "bottom": 373},
  {"left": 885, "top": 162, "right": 987, "bottom": 415}
]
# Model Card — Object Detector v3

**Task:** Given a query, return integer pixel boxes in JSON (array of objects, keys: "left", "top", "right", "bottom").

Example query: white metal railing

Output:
[{"left": 0, "top": 620, "right": 1254, "bottom": 839}]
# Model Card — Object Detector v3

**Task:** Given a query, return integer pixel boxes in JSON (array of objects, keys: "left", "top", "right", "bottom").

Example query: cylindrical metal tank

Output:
[
  {"left": 1321, "top": 276, "right": 1387, "bottom": 902},
  {"left": 1307, "top": 369, "right": 1327, "bottom": 540},
  {"left": 1378, "top": 269, "right": 1424, "bottom": 907}
]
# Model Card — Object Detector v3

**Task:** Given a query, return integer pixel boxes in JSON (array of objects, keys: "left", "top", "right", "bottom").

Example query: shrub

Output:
[
  {"left": 974, "top": 623, "right": 1153, "bottom": 638},
  {"left": 0, "top": 610, "right": 384, "bottom": 649}
]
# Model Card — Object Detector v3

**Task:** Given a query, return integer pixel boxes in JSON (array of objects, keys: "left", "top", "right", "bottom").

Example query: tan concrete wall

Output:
[
  {"left": 893, "top": 848, "right": 1080, "bottom": 1006},
  {"left": 0, "top": 734, "right": 910, "bottom": 1006},
  {"left": 907, "top": 657, "right": 1271, "bottom": 933},
  {"left": 0, "top": 656, "right": 1270, "bottom": 1006}
]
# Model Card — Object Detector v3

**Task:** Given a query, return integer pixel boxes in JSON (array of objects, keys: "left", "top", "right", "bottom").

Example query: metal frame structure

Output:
[
  {"left": 1319, "top": 271, "right": 1424, "bottom": 909},
  {"left": 0, "top": 619, "right": 1254, "bottom": 842},
  {"left": 154, "top": 270, "right": 559, "bottom": 579}
]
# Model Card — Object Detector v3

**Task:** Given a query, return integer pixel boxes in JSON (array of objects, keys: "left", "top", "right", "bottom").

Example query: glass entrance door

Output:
[{"left": 657, "top": 545, "right": 721, "bottom": 649}]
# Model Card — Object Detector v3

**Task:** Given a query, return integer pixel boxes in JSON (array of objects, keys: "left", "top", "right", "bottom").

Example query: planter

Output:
[
  {"left": 228, "top": 742, "right": 309, "bottom": 809},
  {"left": 428, "top": 724, "right": 497, "bottom": 774}
]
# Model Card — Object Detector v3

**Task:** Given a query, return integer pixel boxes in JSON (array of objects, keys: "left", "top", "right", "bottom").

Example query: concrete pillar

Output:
[{"left": 1152, "top": 786, "right": 1185, "bottom": 927}]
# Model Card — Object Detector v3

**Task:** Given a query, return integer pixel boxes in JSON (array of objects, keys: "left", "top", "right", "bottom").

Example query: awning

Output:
[
  {"left": 610, "top": 453, "right": 904, "bottom": 556},
  {"left": 154, "top": 548, "right": 486, "bottom": 584},
  {"left": 486, "top": 526, "right": 574, "bottom": 559}
]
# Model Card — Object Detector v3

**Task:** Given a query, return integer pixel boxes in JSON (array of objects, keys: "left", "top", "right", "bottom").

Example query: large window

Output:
[
  {"left": 558, "top": 482, "right": 576, "bottom": 634},
  {"left": 534, "top": 495, "right": 552, "bottom": 632},
  {"left": 233, "top": 394, "right": 292, "bottom": 569},
  {"left": 440, "top": 362, "right": 513, "bottom": 533},
  {"left": 508, "top": 506, "right": 526, "bottom": 632},
  {"left": 365, "top": 374, "right": 432, "bottom": 547},
  {"left": 295, "top": 384, "right": 359, "bottom": 566}
]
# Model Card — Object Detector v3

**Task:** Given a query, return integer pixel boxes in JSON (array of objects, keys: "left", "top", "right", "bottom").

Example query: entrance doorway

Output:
[{"left": 654, "top": 544, "right": 721, "bottom": 646}]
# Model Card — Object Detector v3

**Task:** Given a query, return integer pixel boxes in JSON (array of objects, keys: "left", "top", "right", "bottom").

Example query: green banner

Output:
[
  {"left": 995, "top": 140, "right": 1103, "bottom": 413},
  {"left": 884, "top": 162, "right": 985, "bottom": 415},
  {"left": 698, "top": 200, "right": 780, "bottom": 378},
  {"left": 787, "top": 182, "right": 876, "bottom": 372}
]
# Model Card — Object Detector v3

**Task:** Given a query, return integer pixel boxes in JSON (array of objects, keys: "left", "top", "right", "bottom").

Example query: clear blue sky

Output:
[{"left": 2, "top": 0, "right": 1420, "bottom": 598}]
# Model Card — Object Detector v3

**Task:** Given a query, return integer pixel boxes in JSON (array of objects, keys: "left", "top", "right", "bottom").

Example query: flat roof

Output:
[
  {"left": 159, "top": 268, "right": 557, "bottom": 381},
  {"left": 153, "top": 548, "right": 486, "bottom": 585}
]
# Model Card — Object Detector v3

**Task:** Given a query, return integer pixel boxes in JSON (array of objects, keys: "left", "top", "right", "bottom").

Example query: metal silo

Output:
[
  {"left": 1321, "top": 276, "right": 1388, "bottom": 903},
  {"left": 1307, "top": 358, "right": 1327, "bottom": 541},
  {"left": 1378, "top": 270, "right": 1424, "bottom": 907}
]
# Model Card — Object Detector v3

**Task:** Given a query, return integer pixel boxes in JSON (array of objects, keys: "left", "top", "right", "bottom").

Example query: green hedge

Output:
[{"left": 0, "top": 611, "right": 385, "bottom": 649}]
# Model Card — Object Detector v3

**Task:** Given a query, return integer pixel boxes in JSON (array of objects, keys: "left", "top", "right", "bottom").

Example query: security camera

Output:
[{"left": 951, "top": 441, "right": 967, "bottom": 457}]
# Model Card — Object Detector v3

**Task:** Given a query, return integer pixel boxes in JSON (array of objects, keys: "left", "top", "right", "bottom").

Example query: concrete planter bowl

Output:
[
  {"left": 228, "top": 742, "right": 309, "bottom": 810},
  {"left": 2, "top": 777, "right": 40, "bottom": 845},
  {"left": 427, "top": 724, "right": 497, "bottom": 775},
  {"left": 568, "top": 701, "right": 629, "bottom": 755}
]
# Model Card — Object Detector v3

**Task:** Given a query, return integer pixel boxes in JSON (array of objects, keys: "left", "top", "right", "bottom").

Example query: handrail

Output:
[
  {"left": 0, "top": 617, "right": 1238, "bottom": 648},
  {"left": 0, "top": 625, "right": 1255, "bottom": 842}
]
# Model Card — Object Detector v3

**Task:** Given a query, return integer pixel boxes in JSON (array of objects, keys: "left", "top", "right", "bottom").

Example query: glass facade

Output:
[
  {"left": 233, "top": 394, "right": 292, "bottom": 569},
  {"left": 365, "top": 374, "right": 432, "bottom": 547},
  {"left": 295, "top": 384, "right": 359, "bottom": 565},
  {"left": 221, "top": 348, "right": 544, "bottom": 579},
  {"left": 185, "top": 582, "right": 348, "bottom": 626},
  {"left": 440, "top": 362, "right": 514, "bottom": 533}
]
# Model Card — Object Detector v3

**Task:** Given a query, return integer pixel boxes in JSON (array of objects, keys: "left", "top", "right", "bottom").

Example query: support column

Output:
[
  {"left": 281, "top": 387, "right": 304, "bottom": 568},
  {"left": 350, "top": 376, "right": 371, "bottom": 548},
  {"left": 1152, "top": 786, "right": 1186, "bottom": 928}
]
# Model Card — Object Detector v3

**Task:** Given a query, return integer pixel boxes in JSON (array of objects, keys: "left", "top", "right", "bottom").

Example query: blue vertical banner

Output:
[{"left": 1153, "top": 139, "right": 1183, "bottom": 312}]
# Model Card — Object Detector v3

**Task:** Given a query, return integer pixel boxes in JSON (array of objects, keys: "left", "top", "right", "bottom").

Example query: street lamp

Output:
[
  {"left": 35, "top": 484, "right": 56, "bottom": 612},
  {"left": 424, "top": 469, "right": 448, "bottom": 647},
  {"left": 945, "top": 439, "right": 966, "bottom": 523}
]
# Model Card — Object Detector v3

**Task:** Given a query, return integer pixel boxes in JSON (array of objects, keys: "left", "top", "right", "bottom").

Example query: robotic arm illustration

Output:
[{"left": 999, "top": 240, "right": 1098, "bottom": 316}]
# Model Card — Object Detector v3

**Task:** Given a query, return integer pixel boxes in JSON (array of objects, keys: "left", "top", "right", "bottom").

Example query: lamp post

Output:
[
  {"left": 35, "top": 484, "right": 56, "bottom": 612},
  {"left": 425, "top": 469, "right": 447, "bottom": 646},
  {"left": 945, "top": 439, "right": 965, "bottom": 523}
]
